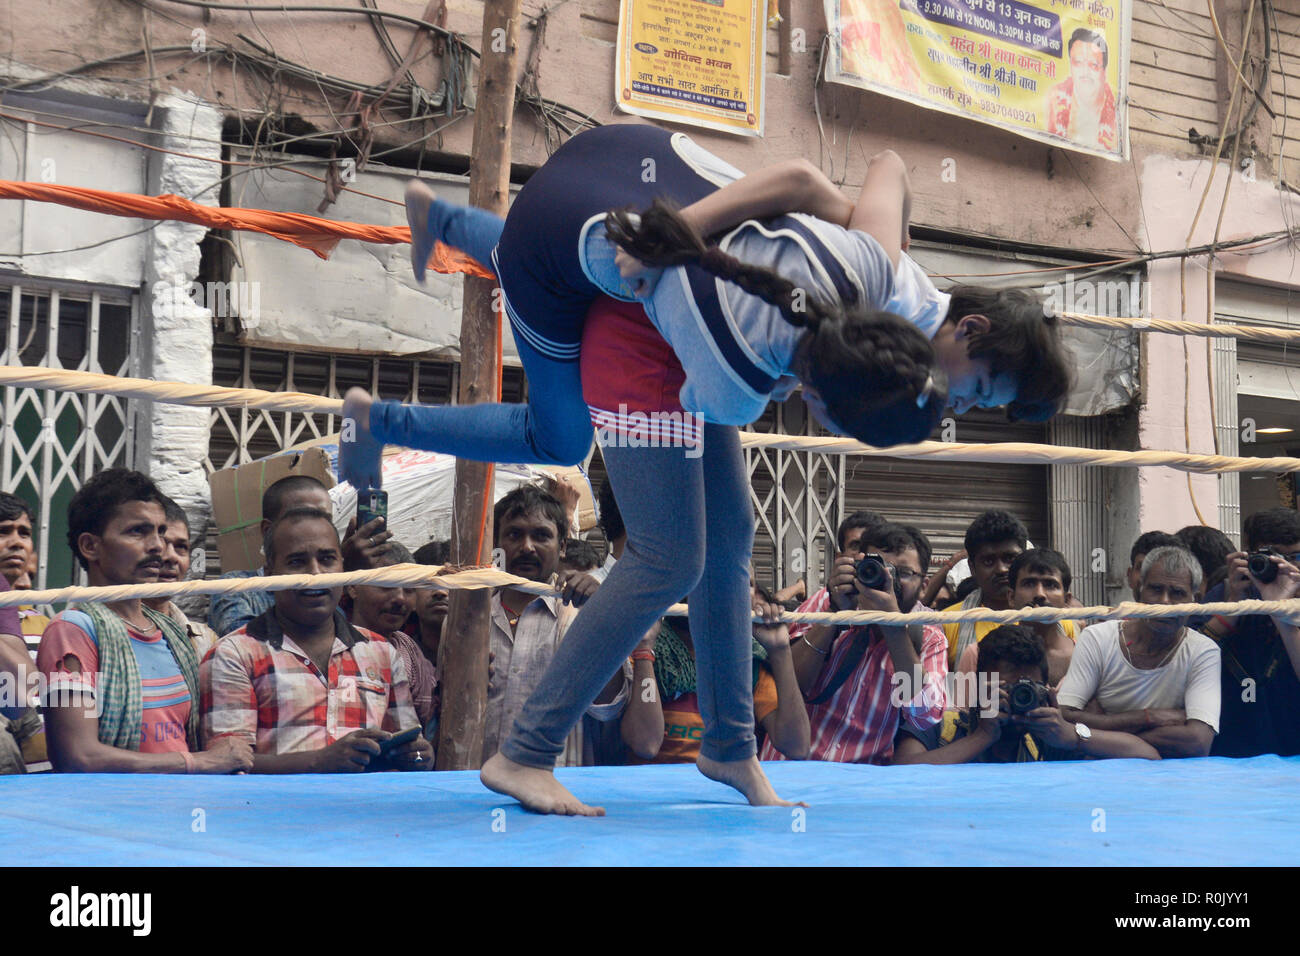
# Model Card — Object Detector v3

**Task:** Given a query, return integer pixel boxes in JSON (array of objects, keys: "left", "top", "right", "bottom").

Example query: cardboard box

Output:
[
  {"left": 210, "top": 436, "right": 598, "bottom": 573},
  {"left": 209, "top": 447, "right": 336, "bottom": 572}
]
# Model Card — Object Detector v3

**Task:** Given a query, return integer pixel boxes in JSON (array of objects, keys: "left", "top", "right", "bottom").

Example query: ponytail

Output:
[{"left": 794, "top": 309, "right": 946, "bottom": 447}]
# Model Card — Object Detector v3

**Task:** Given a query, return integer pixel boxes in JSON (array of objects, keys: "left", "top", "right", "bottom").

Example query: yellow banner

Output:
[
  {"left": 615, "top": 0, "right": 768, "bottom": 137},
  {"left": 825, "top": 0, "right": 1130, "bottom": 160}
]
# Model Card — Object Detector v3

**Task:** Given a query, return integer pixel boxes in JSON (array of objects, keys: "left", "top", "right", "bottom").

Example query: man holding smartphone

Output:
[
  {"left": 210, "top": 475, "right": 394, "bottom": 638},
  {"left": 200, "top": 507, "right": 432, "bottom": 772}
]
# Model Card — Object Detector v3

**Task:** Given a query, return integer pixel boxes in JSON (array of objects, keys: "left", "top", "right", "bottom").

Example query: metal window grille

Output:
[
  {"left": 206, "top": 336, "right": 526, "bottom": 471},
  {"left": 1048, "top": 415, "right": 1110, "bottom": 606},
  {"left": 204, "top": 336, "right": 527, "bottom": 572},
  {"left": 0, "top": 280, "right": 137, "bottom": 589},
  {"left": 744, "top": 399, "right": 844, "bottom": 594},
  {"left": 1212, "top": 319, "right": 1241, "bottom": 547}
]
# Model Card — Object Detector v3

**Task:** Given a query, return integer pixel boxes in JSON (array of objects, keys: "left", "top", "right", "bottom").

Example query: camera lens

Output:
[
  {"left": 1249, "top": 552, "right": 1279, "bottom": 584},
  {"left": 1008, "top": 680, "right": 1041, "bottom": 715},
  {"left": 856, "top": 555, "right": 888, "bottom": 590}
]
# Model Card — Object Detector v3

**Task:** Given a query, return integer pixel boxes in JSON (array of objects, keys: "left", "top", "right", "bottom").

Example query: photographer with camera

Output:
[
  {"left": 784, "top": 511, "right": 886, "bottom": 644},
  {"left": 1057, "top": 546, "right": 1220, "bottom": 758},
  {"left": 771, "top": 522, "right": 947, "bottom": 764},
  {"left": 1192, "top": 508, "right": 1300, "bottom": 758},
  {"left": 893, "top": 625, "right": 1159, "bottom": 763}
]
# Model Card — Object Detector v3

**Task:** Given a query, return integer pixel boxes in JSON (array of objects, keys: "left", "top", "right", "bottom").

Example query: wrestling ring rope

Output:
[
  {"left": 3, "top": 365, "right": 1299, "bottom": 474},
  {"left": 1, "top": 362, "right": 1297, "bottom": 624},
  {"left": 0, "top": 561, "right": 1297, "bottom": 627}
]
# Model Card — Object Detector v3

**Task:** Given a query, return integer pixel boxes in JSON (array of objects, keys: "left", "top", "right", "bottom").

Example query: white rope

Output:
[
  {"left": 4, "top": 562, "right": 1297, "bottom": 626},
  {"left": 1060, "top": 311, "right": 1300, "bottom": 343},
  {"left": 3, "top": 365, "right": 1298, "bottom": 474}
]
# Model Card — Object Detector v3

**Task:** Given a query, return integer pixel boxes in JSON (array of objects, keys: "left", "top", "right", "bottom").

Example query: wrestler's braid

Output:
[
  {"left": 604, "top": 199, "right": 706, "bottom": 266},
  {"left": 605, "top": 198, "right": 942, "bottom": 445},
  {"left": 817, "top": 307, "right": 935, "bottom": 400},
  {"left": 606, "top": 198, "right": 836, "bottom": 327}
]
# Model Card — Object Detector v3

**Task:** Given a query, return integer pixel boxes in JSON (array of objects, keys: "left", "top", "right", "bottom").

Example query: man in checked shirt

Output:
[{"left": 200, "top": 507, "right": 433, "bottom": 772}]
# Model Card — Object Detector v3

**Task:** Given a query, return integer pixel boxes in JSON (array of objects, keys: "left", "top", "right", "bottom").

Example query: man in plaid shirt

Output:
[
  {"left": 765, "top": 521, "right": 947, "bottom": 764},
  {"left": 200, "top": 507, "right": 433, "bottom": 772}
]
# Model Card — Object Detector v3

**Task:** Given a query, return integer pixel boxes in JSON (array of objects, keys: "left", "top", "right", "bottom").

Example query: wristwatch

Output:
[{"left": 1074, "top": 722, "right": 1092, "bottom": 746}]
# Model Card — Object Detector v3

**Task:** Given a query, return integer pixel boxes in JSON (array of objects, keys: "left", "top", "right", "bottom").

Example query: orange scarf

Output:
[{"left": 0, "top": 179, "right": 495, "bottom": 279}]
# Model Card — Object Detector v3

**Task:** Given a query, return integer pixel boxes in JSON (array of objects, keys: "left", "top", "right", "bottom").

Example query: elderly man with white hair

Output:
[{"left": 1057, "top": 546, "right": 1221, "bottom": 758}]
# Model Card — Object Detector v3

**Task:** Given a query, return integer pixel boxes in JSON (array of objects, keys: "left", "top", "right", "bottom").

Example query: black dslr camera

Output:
[
  {"left": 1248, "top": 547, "right": 1281, "bottom": 584},
  {"left": 855, "top": 552, "right": 904, "bottom": 604},
  {"left": 1007, "top": 679, "right": 1051, "bottom": 715}
]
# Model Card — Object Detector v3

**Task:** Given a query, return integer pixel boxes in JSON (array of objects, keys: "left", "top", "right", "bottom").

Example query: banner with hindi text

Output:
[
  {"left": 824, "top": 0, "right": 1130, "bottom": 160},
  {"left": 615, "top": 0, "right": 768, "bottom": 137}
]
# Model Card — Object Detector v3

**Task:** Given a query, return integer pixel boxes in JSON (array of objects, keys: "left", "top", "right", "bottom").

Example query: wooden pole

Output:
[{"left": 435, "top": 0, "right": 524, "bottom": 770}]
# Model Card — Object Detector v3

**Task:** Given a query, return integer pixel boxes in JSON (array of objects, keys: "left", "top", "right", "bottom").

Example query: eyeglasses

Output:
[{"left": 894, "top": 569, "right": 922, "bottom": 584}]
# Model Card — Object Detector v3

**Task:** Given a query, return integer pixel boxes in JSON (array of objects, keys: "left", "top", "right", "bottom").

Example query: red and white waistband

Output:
[{"left": 588, "top": 405, "right": 704, "bottom": 450}]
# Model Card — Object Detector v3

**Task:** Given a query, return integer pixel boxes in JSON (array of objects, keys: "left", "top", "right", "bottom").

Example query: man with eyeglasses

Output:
[
  {"left": 1193, "top": 508, "right": 1300, "bottom": 758},
  {"left": 774, "top": 522, "right": 947, "bottom": 764}
]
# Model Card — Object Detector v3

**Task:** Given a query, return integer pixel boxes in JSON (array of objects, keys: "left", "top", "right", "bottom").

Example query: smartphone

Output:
[
  {"left": 357, "top": 487, "right": 388, "bottom": 532},
  {"left": 377, "top": 725, "right": 421, "bottom": 757}
]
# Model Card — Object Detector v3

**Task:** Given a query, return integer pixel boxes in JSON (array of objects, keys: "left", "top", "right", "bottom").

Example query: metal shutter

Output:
[{"left": 840, "top": 409, "right": 1050, "bottom": 573}]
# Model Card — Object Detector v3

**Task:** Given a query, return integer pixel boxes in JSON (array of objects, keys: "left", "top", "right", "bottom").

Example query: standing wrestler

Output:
[{"left": 342, "top": 124, "right": 1070, "bottom": 815}]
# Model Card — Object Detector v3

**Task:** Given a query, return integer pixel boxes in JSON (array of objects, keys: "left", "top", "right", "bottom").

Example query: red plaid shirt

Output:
[
  {"left": 765, "top": 590, "right": 948, "bottom": 765},
  {"left": 199, "top": 608, "right": 416, "bottom": 754},
  {"left": 787, "top": 588, "right": 832, "bottom": 644}
]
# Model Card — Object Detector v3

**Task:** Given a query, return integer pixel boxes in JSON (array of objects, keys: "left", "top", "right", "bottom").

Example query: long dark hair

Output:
[
  {"left": 605, "top": 200, "right": 943, "bottom": 447},
  {"left": 945, "top": 286, "right": 1072, "bottom": 423}
]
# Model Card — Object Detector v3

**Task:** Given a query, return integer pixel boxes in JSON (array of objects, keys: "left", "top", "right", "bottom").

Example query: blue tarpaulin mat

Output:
[{"left": 3, "top": 756, "right": 1297, "bottom": 866}]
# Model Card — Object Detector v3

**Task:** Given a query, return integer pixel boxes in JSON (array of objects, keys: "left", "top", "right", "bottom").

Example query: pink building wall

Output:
[{"left": 1138, "top": 154, "right": 1300, "bottom": 532}]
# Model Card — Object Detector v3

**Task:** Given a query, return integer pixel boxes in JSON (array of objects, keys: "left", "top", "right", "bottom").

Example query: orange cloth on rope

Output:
[{"left": 0, "top": 179, "right": 496, "bottom": 279}]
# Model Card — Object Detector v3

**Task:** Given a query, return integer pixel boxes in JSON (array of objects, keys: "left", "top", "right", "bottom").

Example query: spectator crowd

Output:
[{"left": 2, "top": 462, "right": 1298, "bottom": 778}]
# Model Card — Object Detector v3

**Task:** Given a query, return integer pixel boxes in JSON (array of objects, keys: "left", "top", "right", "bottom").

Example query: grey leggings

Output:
[{"left": 500, "top": 424, "right": 758, "bottom": 767}]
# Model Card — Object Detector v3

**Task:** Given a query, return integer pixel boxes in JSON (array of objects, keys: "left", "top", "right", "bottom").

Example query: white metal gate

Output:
[
  {"left": 205, "top": 337, "right": 532, "bottom": 472},
  {"left": 745, "top": 399, "right": 845, "bottom": 594},
  {"left": 0, "top": 279, "right": 138, "bottom": 589}
]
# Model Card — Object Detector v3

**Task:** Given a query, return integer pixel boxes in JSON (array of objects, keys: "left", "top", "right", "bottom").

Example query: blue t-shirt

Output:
[
  {"left": 577, "top": 131, "right": 948, "bottom": 426},
  {"left": 587, "top": 220, "right": 934, "bottom": 426}
]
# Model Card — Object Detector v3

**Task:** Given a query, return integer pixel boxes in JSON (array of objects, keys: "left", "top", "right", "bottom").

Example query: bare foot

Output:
[
  {"left": 405, "top": 180, "right": 436, "bottom": 283},
  {"left": 697, "top": 754, "right": 806, "bottom": 807},
  {"left": 481, "top": 751, "right": 606, "bottom": 817},
  {"left": 340, "top": 387, "right": 384, "bottom": 490}
]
